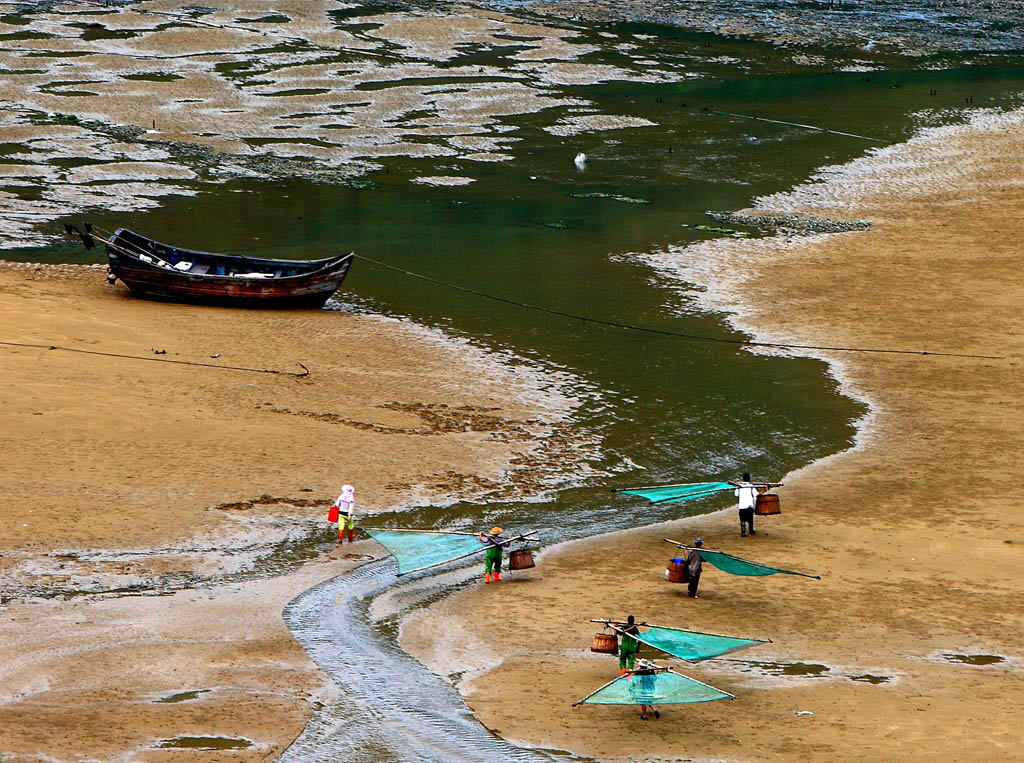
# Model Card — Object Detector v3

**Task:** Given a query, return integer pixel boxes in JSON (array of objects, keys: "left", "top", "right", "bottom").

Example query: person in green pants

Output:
[
  {"left": 478, "top": 526, "right": 507, "bottom": 583},
  {"left": 619, "top": 615, "right": 640, "bottom": 675}
]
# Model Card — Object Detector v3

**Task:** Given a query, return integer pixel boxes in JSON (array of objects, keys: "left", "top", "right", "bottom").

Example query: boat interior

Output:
[{"left": 111, "top": 229, "right": 333, "bottom": 278}]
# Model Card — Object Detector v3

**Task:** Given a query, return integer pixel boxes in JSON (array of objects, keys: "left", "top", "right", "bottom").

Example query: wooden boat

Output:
[{"left": 105, "top": 228, "right": 353, "bottom": 308}]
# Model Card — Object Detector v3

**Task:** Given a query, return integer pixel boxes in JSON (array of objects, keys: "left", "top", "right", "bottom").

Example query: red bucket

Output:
[{"left": 327, "top": 506, "right": 340, "bottom": 523}]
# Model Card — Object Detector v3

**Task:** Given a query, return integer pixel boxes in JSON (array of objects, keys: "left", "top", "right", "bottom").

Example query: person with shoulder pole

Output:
[
  {"left": 619, "top": 615, "right": 640, "bottom": 675},
  {"left": 735, "top": 472, "right": 757, "bottom": 537},
  {"left": 685, "top": 538, "right": 703, "bottom": 598},
  {"left": 478, "top": 526, "right": 507, "bottom": 583}
]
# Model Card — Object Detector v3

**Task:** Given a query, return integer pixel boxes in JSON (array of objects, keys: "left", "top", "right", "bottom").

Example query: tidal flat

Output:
[{"left": 2, "top": 1, "right": 1023, "bottom": 760}]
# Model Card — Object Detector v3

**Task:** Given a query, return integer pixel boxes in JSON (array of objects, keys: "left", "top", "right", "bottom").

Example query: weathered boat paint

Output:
[{"left": 107, "top": 228, "right": 353, "bottom": 308}]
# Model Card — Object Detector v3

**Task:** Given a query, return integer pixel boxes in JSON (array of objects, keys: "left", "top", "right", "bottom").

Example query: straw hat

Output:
[{"left": 489, "top": 526, "right": 503, "bottom": 535}]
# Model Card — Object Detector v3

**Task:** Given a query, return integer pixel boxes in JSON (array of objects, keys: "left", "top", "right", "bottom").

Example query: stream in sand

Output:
[{"left": 5, "top": 1, "right": 1024, "bottom": 759}]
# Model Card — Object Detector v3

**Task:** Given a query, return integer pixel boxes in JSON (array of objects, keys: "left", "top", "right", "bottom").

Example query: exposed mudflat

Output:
[{"left": 490, "top": 0, "right": 1024, "bottom": 54}]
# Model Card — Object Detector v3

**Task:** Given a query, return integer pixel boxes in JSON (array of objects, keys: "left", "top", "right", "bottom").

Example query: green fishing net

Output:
[
  {"left": 698, "top": 549, "right": 820, "bottom": 579},
  {"left": 617, "top": 481, "right": 734, "bottom": 504},
  {"left": 632, "top": 626, "right": 766, "bottom": 662},
  {"left": 365, "top": 529, "right": 486, "bottom": 575},
  {"left": 576, "top": 670, "right": 732, "bottom": 706}
]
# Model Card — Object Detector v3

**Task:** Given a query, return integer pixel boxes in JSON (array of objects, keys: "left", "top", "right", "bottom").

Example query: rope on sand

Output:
[{"left": 0, "top": 340, "right": 310, "bottom": 377}]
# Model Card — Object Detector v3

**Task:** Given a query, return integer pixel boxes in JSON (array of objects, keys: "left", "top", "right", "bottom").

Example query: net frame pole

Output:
[
  {"left": 572, "top": 674, "right": 624, "bottom": 707},
  {"left": 664, "top": 668, "right": 736, "bottom": 701},
  {"left": 589, "top": 619, "right": 772, "bottom": 649},
  {"left": 614, "top": 480, "right": 783, "bottom": 493},
  {"left": 572, "top": 664, "right": 735, "bottom": 707},
  {"left": 363, "top": 526, "right": 479, "bottom": 536},
  {"left": 601, "top": 623, "right": 769, "bottom": 663}
]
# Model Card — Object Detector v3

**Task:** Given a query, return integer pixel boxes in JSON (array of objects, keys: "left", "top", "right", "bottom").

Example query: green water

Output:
[
  {"left": 156, "top": 736, "right": 252, "bottom": 750},
  {"left": 944, "top": 653, "right": 1005, "bottom": 666},
  {"left": 10, "top": 15, "right": 1024, "bottom": 542},
  {"left": 155, "top": 689, "right": 209, "bottom": 703}
]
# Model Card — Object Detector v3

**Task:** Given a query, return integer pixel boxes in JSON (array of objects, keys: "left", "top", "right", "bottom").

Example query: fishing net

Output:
[
  {"left": 575, "top": 670, "right": 733, "bottom": 706},
  {"left": 616, "top": 481, "right": 734, "bottom": 504},
  {"left": 630, "top": 626, "right": 766, "bottom": 662},
  {"left": 698, "top": 549, "right": 820, "bottom": 579},
  {"left": 364, "top": 529, "right": 486, "bottom": 575}
]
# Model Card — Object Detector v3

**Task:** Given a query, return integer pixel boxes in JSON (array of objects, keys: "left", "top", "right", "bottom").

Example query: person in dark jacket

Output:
[{"left": 684, "top": 538, "right": 703, "bottom": 598}]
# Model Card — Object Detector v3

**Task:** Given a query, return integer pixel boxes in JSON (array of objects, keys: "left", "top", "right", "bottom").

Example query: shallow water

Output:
[
  {"left": 281, "top": 559, "right": 564, "bottom": 762},
  {"left": 156, "top": 735, "right": 253, "bottom": 750},
  {"left": 943, "top": 653, "right": 1005, "bottom": 667},
  {"left": 155, "top": 689, "right": 209, "bottom": 703},
  {"left": 733, "top": 659, "right": 831, "bottom": 677}
]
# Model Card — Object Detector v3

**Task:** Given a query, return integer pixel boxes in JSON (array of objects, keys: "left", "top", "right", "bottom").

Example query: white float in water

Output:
[{"left": 574, "top": 152, "right": 586, "bottom": 170}]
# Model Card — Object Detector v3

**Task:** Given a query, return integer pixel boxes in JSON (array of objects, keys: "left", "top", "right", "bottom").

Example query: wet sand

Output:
[
  {"left": 0, "top": 267, "right": 576, "bottom": 759},
  {"left": 522, "top": 0, "right": 1024, "bottom": 53},
  {"left": 403, "top": 108, "right": 1024, "bottom": 759}
]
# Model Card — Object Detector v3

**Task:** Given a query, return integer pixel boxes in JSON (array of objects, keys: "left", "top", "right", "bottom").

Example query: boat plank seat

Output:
[{"left": 189, "top": 263, "right": 211, "bottom": 275}]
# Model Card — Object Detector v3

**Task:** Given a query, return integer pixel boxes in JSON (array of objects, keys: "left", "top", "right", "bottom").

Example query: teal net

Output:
[
  {"left": 698, "top": 549, "right": 820, "bottom": 579},
  {"left": 575, "top": 670, "right": 733, "bottom": 706},
  {"left": 364, "top": 529, "right": 486, "bottom": 575},
  {"left": 616, "top": 481, "right": 733, "bottom": 504},
  {"left": 628, "top": 625, "right": 766, "bottom": 662}
]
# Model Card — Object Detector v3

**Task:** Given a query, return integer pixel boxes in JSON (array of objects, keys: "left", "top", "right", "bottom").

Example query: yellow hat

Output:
[{"left": 490, "top": 526, "right": 503, "bottom": 535}]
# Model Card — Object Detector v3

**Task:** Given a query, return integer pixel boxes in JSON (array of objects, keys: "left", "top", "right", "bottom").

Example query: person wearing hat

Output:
[
  {"left": 684, "top": 539, "right": 703, "bottom": 599},
  {"left": 478, "top": 526, "right": 507, "bottom": 583},
  {"left": 619, "top": 615, "right": 641, "bottom": 675},
  {"left": 332, "top": 484, "right": 356, "bottom": 544},
  {"left": 630, "top": 658, "right": 661, "bottom": 720}
]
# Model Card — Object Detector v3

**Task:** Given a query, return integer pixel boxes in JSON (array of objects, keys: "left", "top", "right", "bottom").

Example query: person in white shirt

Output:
[
  {"left": 734, "top": 472, "right": 757, "bottom": 537},
  {"left": 333, "top": 484, "right": 356, "bottom": 544}
]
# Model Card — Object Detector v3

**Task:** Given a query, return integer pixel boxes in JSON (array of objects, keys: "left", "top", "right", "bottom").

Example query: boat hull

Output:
[
  {"left": 107, "top": 228, "right": 353, "bottom": 309},
  {"left": 112, "top": 262, "right": 349, "bottom": 308}
]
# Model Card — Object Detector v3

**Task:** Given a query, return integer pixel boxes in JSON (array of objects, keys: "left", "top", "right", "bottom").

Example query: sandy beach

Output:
[
  {"left": 0, "top": 266, "right": 578, "bottom": 759},
  {"left": 402, "top": 109, "right": 1024, "bottom": 760}
]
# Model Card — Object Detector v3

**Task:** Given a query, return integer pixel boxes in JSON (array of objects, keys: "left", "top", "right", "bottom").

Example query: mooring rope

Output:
[
  {"left": 356, "top": 254, "right": 1001, "bottom": 359},
  {"left": 0, "top": 340, "right": 310, "bottom": 377},
  {"left": 61, "top": 227, "right": 1001, "bottom": 359},
  {"left": 709, "top": 110, "right": 894, "bottom": 144}
]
